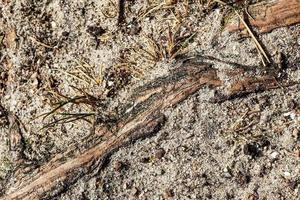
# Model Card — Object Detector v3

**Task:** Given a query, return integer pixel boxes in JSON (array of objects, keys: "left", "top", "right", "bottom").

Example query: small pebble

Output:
[
  {"left": 224, "top": 172, "right": 232, "bottom": 178},
  {"left": 293, "top": 149, "right": 300, "bottom": 157},
  {"left": 223, "top": 167, "right": 232, "bottom": 178},
  {"left": 51, "top": 21, "right": 57, "bottom": 28},
  {"left": 163, "top": 189, "right": 174, "bottom": 198},
  {"left": 287, "top": 99, "right": 297, "bottom": 109},
  {"left": 156, "top": 168, "right": 165, "bottom": 176},
  {"left": 155, "top": 148, "right": 166, "bottom": 160},
  {"left": 248, "top": 194, "right": 257, "bottom": 200},
  {"left": 130, "top": 187, "right": 139, "bottom": 196},
  {"left": 292, "top": 128, "right": 299, "bottom": 140},
  {"left": 252, "top": 164, "right": 262, "bottom": 176},
  {"left": 270, "top": 151, "right": 279, "bottom": 159},
  {"left": 140, "top": 157, "right": 151, "bottom": 163},
  {"left": 283, "top": 171, "right": 291, "bottom": 177},
  {"left": 107, "top": 81, "right": 114, "bottom": 87},
  {"left": 236, "top": 172, "right": 251, "bottom": 186},
  {"left": 123, "top": 180, "right": 134, "bottom": 190},
  {"left": 114, "top": 161, "right": 127, "bottom": 172},
  {"left": 243, "top": 143, "right": 261, "bottom": 158}
]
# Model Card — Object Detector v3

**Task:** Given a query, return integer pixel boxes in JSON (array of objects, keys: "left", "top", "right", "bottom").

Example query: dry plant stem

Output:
[
  {"left": 215, "top": 0, "right": 271, "bottom": 65},
  {"left": 29, "top": 36, "right": 53, "bottom": 49},
  {"left": 234, "top": 11, "right": 271, "bottom": 64},
  {"left": 1, "top": 63, "right": 222, "bottom": 200}
]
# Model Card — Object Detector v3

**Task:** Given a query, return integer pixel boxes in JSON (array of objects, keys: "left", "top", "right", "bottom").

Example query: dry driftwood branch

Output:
[
  {"left": 227, "top": 0, "right": 300, "bottom": 33},
  {"left": 1, "top": 62, "right": 222, "bottom": 200},
  {"left": 1, "top": 60, "right": 289, "bottom": 199}
]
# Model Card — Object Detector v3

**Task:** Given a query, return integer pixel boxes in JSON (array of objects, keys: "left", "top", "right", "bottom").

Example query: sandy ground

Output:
[{"left": 0, "top": 0, "right": 299, "bottom": 199}]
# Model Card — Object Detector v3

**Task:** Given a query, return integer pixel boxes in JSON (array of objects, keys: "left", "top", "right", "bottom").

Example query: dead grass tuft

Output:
[{"left": 132, "top": 25, "right": 195, "bottom": 63}]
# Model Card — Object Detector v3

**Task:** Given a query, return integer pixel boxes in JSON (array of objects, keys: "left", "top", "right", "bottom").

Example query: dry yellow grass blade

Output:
[
  {"left": 29, "top": 36, "right": 53, "bottom": 49},
  {"left": 234, "top": 11, "right": 271, "bottom": 64},
  {"left": 139, "top": 2, "right": 174, "bottom": 19},
  {"left": 214, "top": 0, "right": 271, "bottom": 66}
]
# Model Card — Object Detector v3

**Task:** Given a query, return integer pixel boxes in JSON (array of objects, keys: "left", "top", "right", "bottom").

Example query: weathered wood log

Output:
[
  {"left": 227, "top": 0, "right": 300, "bottom": 33},
  {"left": 1, "top": 60, "right": 289, "bottom": 199},
  {"left": 1, "top": 62, "right": 223, "bottom": 200},
  {"left": 211, "top": 75, "right": 283, "bottom": 103}
]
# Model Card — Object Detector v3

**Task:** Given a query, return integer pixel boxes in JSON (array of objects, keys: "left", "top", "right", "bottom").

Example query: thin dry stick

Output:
[
  {"left": 29, "top": 36, "right": 53, "bottom": 49},
  {"left": 235, "top": 11, "right": 271, "bottom": 64},
  {"left": 54, "top": 69, "right": 90, "bottom": 85},
  {"left": 139, "top": 3, "right": 174, "bottom": 19},
  {"left": 213, "top": 0, "right": 271, "bottom": 65}
]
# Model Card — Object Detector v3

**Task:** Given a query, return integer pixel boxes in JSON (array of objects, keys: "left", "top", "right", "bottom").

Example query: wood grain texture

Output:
[
  {"left": 1, "top": 60, "right": 289, "bottom": 199},
  {"left": 227, "top": 0, "right": 300, "bottom": 33},
  {"left": 1, "top": 62, "right": 222, "bottom": 200}
]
